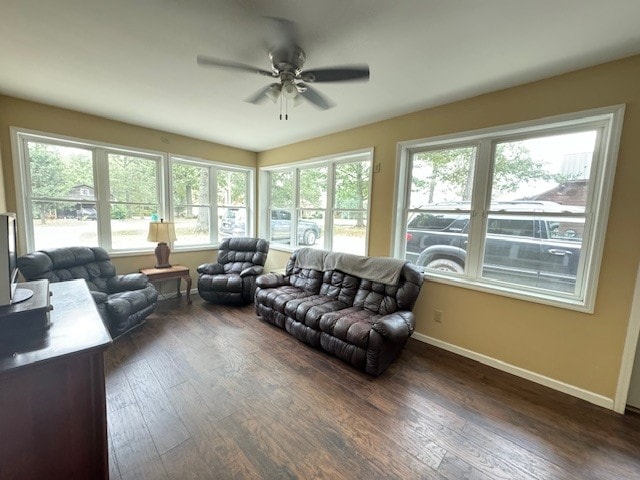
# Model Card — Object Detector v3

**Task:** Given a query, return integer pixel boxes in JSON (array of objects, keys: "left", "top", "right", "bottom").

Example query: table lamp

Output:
[{"left": 147, "top": 219, "right": 177, "bottom": 268}]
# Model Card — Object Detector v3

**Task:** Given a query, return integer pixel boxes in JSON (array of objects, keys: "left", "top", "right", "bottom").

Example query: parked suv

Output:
[
  {"left": 220, "top": 208, "right": 321, "bottom": 246},
  {"left": 270, "top": 209, "right": 321, "bottom": 246},
  {"left": 405, "top": 201, "right": 583, "bottom": 292}
]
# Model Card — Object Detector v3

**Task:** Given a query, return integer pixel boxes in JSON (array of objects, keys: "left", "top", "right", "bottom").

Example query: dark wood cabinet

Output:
[{"left": 0, "top": 280, "right": 112, "bottom": 480}]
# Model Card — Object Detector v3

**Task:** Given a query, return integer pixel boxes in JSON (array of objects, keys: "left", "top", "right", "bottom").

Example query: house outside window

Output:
[
  {"left": 12, "top": 129, "right": 254, "bottom": 253},
  {"left": 260, "top": 149, "right": 373, "bottom": 255},
  {"left": 393, "top": 106, "right": 624, "bottom": 311}
]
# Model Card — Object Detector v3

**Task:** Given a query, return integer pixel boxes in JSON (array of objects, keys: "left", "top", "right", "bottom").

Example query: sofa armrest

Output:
[
  {"left": 372, "top": 311, "right": 415, "bottom": 342},
  {"left": 256, "top": 273, "right": 289, "bottom": 289},
  {"left": 107, "top": 273, "right": 149, "bottom": 293},
  {"left": 241, "top": 265, "right": 264, "bottom": 277},
  {"left": 91, "top": 290, "right": 108, "bottom": 305},
  {"left": 197, "top": 263, "right": 224, "bottom": 275}
]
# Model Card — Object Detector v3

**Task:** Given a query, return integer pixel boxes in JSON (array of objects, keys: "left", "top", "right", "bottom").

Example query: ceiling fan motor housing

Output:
[{"left": 269, "top": 46, "right": 306, "bottom": 76}]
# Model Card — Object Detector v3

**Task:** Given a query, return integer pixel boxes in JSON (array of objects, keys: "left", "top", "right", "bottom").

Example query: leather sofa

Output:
[
  {"left": 197, "top": 237, "right": 269, "bottom": 305},
  {"left": 17, "top": 246, "right": 158, "bottom": 338},
  {"left": 254, "top": 248, "right": 423, "bottom": 376}
]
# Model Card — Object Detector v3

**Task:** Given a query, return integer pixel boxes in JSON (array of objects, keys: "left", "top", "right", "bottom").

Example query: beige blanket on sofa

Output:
[{"left": 294, "top": 248, "right": 406, "bottom": 286}]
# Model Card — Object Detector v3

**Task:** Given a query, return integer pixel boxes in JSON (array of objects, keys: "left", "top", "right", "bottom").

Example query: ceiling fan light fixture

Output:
[
  {"left": 265, "top": 84, "right": 281, "bottom": 103},
  {"left": 282, "top": 81, "right": 298, "bottom": 99}
]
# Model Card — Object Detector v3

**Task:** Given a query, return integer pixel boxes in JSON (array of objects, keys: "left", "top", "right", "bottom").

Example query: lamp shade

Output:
[{"left": 147, "top": 220, "right": 177, "bottom": 243}]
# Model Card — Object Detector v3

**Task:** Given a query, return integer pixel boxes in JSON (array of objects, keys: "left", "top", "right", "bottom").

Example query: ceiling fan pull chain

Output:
[{"left": 279, "top": 94, "right": 283, "bottom": 120}]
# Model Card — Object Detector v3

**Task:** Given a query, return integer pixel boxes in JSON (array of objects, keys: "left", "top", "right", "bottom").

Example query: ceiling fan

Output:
[{"left": 196, "top": 17, "right": 369, "bottom": 119}]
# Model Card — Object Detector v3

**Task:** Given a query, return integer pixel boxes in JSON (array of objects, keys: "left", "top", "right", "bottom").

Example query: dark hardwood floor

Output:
[{"left": 105, "top": 298, "right": 640, "bottom": 479}]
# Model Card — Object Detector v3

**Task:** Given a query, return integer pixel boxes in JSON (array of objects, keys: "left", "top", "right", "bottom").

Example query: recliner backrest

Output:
[
  {"left": 18, "top": 246, "right": 116, "bottom": 293},
  {"left": 319, "top": 270, "right": 361, "bottom": 305},
  {"left": 217, "top": 237, "right": 269, "bottom": 274},
  {"left": 353, "top": 263, "right": 423, "bottom": 314}
]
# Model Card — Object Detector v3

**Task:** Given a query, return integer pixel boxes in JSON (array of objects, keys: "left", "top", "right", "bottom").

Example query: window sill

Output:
[{"left": 422, "top": 271, "right": 593, "bottom": 313}]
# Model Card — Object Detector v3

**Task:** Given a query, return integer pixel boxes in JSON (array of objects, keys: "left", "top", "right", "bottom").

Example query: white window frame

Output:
[
  {"left": 11, "top": 127, "right": 254, "bottom": 255},
  {"left": 393, "top": 105, "right": 625, "bottom": 312},
  {"left": 169, "top": 155, "right": 254, "bottom": 248},
  {"left": 259, "top": 148, "right": 373, "bottom": 254}
]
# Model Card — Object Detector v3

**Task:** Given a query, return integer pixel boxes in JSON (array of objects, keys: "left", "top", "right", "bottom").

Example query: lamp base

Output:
[{"left": 154, "top": 242, "right": 172, "bottom": 269}]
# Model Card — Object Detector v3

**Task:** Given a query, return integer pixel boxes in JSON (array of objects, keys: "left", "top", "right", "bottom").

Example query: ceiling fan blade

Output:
[
  {"left": 245, "top": 83, "right": 281, "bottom": 104},
  {"left": 298, "top": 84, "right": 335, "bottom": 110},
  {"left": 196, "top": 55, "right": 273, "bottom": 77},
  {"left": 300, "top": 65, "right": 370, "bottom": 83}
]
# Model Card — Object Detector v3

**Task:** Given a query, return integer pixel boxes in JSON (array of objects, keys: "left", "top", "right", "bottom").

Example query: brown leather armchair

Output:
[{"left": 197, "top": 237, "right": 269, "bottom": 305}]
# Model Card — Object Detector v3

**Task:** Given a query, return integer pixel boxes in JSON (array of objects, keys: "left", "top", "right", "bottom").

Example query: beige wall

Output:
[
  {"left": 0, "top": 94, "right": 258, "bottom": 286},
  {"left": 258, "top": 55, "right": 640, "bottom": 401}
]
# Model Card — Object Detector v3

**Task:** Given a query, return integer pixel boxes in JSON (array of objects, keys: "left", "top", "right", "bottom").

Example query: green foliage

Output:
[
  {"left": 413, "top": 142, "right": 558, "bottom": 205},
  {"left": 335, "top": 161, "right": 370, "bottom": 210},
  {"left": 270, "top": 171, "right": 294, "bottom": 207},
  {"left": 493, "top": 142, "right": 555, "bottom": 194},
  {"left": 299, "top": 167, "right": 327, "bottom": 208},
  {"left": 28, "top": 142, "right": 94, "bottom": 223},
  {"left": 108, "top": 154, "right": 158, "bottom": 203},
  {"left": 412, "top": 147, "right": 475, "bottom": 204},
  {"left": 111, "top": 205, "right": 128, "bottom": 219},
  {"left": 29, "top": 143, "right": 66, "bottom": 198},
  {"left": 217, "top": 170, "right": 246, "bottom": 206},
  {"left": 269, "top": 161, "right": 371, "bottom": 227},
  {"left": 172, "top": 163, "right": 205, "bottom": 205}
]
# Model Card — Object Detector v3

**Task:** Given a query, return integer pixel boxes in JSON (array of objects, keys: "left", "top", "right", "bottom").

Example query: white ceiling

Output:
[{"left": 2, "top": 0, "right": 640, "bottom": 152}]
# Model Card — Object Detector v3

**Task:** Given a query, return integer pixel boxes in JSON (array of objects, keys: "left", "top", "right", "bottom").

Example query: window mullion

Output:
[
  {"left": 94, "top": 148, "right": 111, "bottom": 250},
  {"left": 293, "top": 168, "right": 300, "bottom": 247},
  {"left": 160, "top": 154, "right": 169, "bottom": 222},
  {"left": 325, "top": 162, "right": 335, "bottom": 251},
  {"left": 465, "top": 140, "right": 492, "bottom": 278},
  {"left": 210, "top": 166, "right": 218, "bottom": 244}
]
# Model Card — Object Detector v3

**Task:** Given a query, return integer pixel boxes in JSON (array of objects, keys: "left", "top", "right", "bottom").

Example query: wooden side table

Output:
[{"left": 140, "top": 265, "right": 192, "bottom": 304}]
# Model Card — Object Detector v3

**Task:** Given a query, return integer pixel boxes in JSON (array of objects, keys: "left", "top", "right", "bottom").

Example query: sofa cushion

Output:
[
  {"left": 319, "top": 307, "right": 381, "bottom": 349},
  {"left": 284, "top": 295, "right": 351, "bottom": 329},
  {"left": 255, "top": 285, "right": 315, "bottom": 314},
  {"left": 199, "top": 273, "right": 244, "bottom": 293}
]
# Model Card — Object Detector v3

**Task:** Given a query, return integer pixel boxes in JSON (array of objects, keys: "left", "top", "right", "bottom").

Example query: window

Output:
[
  {"left": 108, "top": 152, "right": 161, "bottom": 250},
  {"left": 12, "top": 129, "right": 254, "bottom": 253},
  {"left": 260, "top": 149, "right": 372, "bottom": 255},
  {"left": 394, "top": 106, "right": 624, "bottom": 311},
  {"left": 171, "top": 158, "right": 252, "bottom": 246}
]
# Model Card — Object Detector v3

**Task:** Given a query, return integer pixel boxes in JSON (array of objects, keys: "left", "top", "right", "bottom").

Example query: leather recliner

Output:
[
  {"left": 197, "top": 237, "right": 269, "bottom": 305},
  {"left": 17, "top": 246, "right": 158, "bottom": 338}
]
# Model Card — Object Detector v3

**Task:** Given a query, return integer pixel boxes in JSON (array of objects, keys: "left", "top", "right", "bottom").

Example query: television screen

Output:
[{"left": 0, "top": 213, "right": 26, "bottom": 305}]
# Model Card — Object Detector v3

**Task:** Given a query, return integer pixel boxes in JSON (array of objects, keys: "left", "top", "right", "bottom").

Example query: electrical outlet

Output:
[
  {"left": 434, "top": 309, "right": 443, "bottom": 323},
  {"left": 373, "top": 162, "right": 381, "bottom": 173}
]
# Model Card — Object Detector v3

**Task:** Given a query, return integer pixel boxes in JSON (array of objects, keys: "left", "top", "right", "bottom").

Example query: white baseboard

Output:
[{"left": 411, "top": 332, "right": 615, "bottom": 411}]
